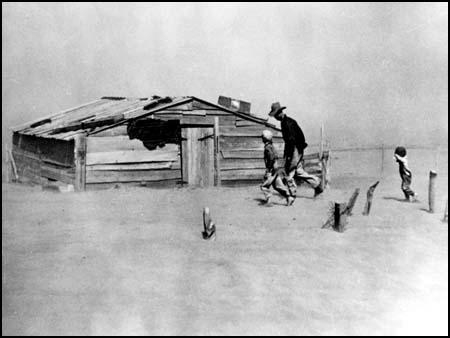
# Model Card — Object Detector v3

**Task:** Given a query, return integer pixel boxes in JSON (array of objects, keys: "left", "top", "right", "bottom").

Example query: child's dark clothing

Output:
[{"left": 261, "top": 142, "right": 290, "bottom": 199}]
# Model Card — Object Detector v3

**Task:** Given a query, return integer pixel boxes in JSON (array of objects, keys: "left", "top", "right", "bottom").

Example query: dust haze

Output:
[{"left": 2, "top": 3, "right": 448, "bottom": 151}]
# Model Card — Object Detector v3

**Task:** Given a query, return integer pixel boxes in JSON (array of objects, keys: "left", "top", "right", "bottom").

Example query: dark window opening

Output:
[{"left": 127, "top": 119, "right": 180, "bottom": 151}]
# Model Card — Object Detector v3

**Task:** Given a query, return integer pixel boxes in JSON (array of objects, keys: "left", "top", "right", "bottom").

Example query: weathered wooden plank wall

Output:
[
  {"left": 214, "top": 118, "right": 329, "bottom": 183},
  {"left": 12, "top": 133, "right": 75, "bottom": 184},
  {"left": 13, "top": 132, "right": 74, "bottom": 167},
  {"left": 85, "top": 130, "right": 181, "bottom": 185}
]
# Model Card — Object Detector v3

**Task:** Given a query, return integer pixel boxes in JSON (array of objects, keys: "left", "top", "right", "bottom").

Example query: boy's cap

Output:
[
  {"left": 261, "top": 130, "right": 273, "bottom": 141},
  {"left": 395, "top": 146, "right": 407, "bottom": 157}
]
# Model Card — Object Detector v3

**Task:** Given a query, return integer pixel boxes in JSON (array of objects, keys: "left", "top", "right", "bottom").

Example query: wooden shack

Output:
[{"left": 9, "top": 96, "right": 330, "bottom": 191}]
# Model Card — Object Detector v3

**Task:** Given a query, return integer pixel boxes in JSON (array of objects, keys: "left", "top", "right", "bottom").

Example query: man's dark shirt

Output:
[{"left": 280, "top": 115, "right": 308, "bottom": 158}]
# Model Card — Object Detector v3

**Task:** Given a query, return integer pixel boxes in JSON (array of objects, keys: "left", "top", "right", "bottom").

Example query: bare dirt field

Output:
[{"left": 2, "top": 150, "right": 448, "bottom": 335}]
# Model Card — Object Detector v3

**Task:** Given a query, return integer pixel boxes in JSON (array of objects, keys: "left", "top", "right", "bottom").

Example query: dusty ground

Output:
[{"left": 2, "top": 169, "right": 448, "bottom": 335}]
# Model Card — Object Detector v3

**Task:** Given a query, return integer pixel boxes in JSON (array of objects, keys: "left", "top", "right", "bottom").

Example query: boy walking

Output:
[
  {"left": 394, "top": 146, "right": 418, "bottom": 202},
  {"left": 260, "top": 130, "right": 295, "bottom": 206}
]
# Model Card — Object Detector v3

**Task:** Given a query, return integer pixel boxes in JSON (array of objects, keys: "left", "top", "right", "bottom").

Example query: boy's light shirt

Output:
[{"left": 394, "top": 154, "right": 411, "bottom": 175}]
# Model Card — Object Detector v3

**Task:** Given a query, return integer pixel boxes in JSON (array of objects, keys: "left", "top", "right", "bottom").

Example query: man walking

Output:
[{"left": 268, "top": 102, "right": 324, "bottom": 201}]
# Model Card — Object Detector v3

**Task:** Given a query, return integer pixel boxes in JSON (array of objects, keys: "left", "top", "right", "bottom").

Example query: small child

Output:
[
  {"left": 260, "top": 130, "right": 295, "bottom": 206},
  {"left": 394, "top": 146, "right": 418, "bottom": 202}
]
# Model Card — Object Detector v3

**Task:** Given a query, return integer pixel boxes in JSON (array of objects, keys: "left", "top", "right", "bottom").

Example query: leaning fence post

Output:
[
  {"left": 363, "top": 181, "right": 380, "bottom": 216},
  {"left": 428, "top": 170, "right": 437, "bottom": 213}
]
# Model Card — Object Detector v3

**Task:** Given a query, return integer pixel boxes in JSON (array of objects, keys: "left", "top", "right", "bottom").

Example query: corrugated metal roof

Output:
[{"left": 13, "top": 96, "right": 279, "bottom": 140}]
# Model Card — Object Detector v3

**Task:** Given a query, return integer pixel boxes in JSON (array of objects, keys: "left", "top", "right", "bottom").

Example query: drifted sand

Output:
[{"left": 2, "top": 174, "right": 448, "bottom": 335}]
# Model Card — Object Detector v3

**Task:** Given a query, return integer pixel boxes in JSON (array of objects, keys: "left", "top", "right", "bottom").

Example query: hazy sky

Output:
[{"left": 2, "top": 2, "right": 448, "bottom": 148}]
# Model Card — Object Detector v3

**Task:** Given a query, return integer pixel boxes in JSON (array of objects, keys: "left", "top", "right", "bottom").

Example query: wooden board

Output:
[
  {"left": 40, "top": 164, "right": 75, "bottom": 184},
  {"left": 221, "top": 158, "right": 266, "bottom": 170},
  {"left": 86, "top": 136, "right": 150, "bottom": 153},
  {"left": 85, "top": 179, "right": 181, "bottom": 190},
  {"left": 12, "top": 147, "right": 75, "bottom": 184},
  {"left": 31, "top": 100, "right": 121, "bottom": 136},
  {"left": 86, "top": 148, "right": 180, "bottom": 165},
  {"left": 90, "top": 125, "right": 128, "bottom": 137},
  {"left": 13, "top": 132, "right": 74, "bottom": 167},
  {"left": 181, "top": 127, "right": 215, "bottom": 186},
  {"left": 86, "top": 168, "right": 181, "bottom": 183},
  {"left": 12, "top": 150, "right": 42, "bottom": 178},
  {"left": 86, "top": 160, "right": 180, "bottom": 171},
  {"left": 235, "top": 119, "right": 260, "bottom": 127},
  {"left": 220, "top": 136, "right": 285, "bottom": 151},
  {"left": 220, "top": 168, "right": 265, "bottom": 181}
]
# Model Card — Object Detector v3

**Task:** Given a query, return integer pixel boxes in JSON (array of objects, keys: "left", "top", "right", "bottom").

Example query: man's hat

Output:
[{"left": 268, "top": 102, "right": 286, "bottom": 117}]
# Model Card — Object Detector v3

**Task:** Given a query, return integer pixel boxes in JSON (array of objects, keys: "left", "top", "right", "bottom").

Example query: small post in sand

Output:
[
  {"left": 363, "top": 181, "right": 380, "bottom": 216},
  {"left": 322, "top": 188, "right": 359, "bottom": 231},
  {"left": 202, "top": 207, "right": 216, "bottom": 240},
  {"left": 319, "top": 124, "right": 328, "bottom": 191},
  {"left": 334, "top": 202, "right": 347, "bottom": 233},
  {"left": 443, "top": 199, "right": 448, "bottom": 222},
  {"left": 428, "top": 170, "right": 437, "bottom": 213},
  {"left": 5, "top": 144, "right": 10, "bottom": 183}
]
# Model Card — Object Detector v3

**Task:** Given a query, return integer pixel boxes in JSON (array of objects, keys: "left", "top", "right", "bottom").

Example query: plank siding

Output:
[
  {"left": 220, "top": 136, "right": 285, "bottom": 151},
  {"left": 13, "top": 132, "right": 74, "bottom": 167},
  {"left": 87, "top": 136, "right": 149, "bottom": 153},
  {"left": 86, "top": 150, "right": 180, "bottom": 165},
  {"left": 12, "top": 146, "right": 75, "bottom": 184},
  {"left": 86, "top": 168, "right": 181, "bottom": 183},
  {"left": 86, "top": 160, "right": 180, "bottom": 171},
  {"left": 85, "top": 180, "right": 180, "bottom": 190},
  {"left": 221, "top": 168, "right": 265, "bottom": 181},
  {"left": 90, "top": 125, "right": 128, "bottom": 137}
]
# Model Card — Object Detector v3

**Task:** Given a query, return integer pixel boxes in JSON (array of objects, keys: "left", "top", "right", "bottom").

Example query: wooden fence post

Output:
[
  {"left": 5, "top": 144, "right": 10, "bottom": 183},
  {"left": 363, "top": 181, "right": 380, "bottom": 215},
  {"left": 443, "top": 199, "right": 448, "bottom": 222},
  {"left": 429, "top": 170, "right": 437, "bottom": 213},
  {"left": 322, "top": 189, "right": 359, "bottom": 230},
  {"left": 74, "top": 134, "right": 87, "bottom": 191},
  {"left": 213, "top": 117, "right": 221, "bottom": 187},
  {"left": 202, "top": 207, "right": 216, "bottom": 240},
  {"left": 319, "top": 124, "right": 324, "bottom": 159},
  {"left": 334, "top": 202, "right": 347, "bottom": 233},
  {"left": 319, "top": 124, "right": 327, "bottom": 190}
]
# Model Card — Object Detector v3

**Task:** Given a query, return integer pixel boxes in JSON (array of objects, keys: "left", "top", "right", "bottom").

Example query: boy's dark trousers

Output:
[{"left": 401, "top": 173, "right": 415, "bottom": 199}]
